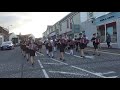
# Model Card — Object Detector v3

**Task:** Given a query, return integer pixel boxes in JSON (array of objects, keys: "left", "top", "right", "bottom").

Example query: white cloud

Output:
[{"left": 0, "top": 12, "right": 70, "bottom": 38}]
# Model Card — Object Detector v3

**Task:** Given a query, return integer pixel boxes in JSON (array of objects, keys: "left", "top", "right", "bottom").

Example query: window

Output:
[
  {"left": 97, "top": 22, "right": 117, "bottom": 43},
  {"left": 106, "top": 22, "right": 117, "bottom": 43},
  {"left": 97, "top": 25, "right": 105, "bottom": 43},
  {"left": 70, "top": 18, "right": 72, "bottom": 29},
  {"left": 60, "top": 24, "right": 62, "bottom": 31},
  {"left": 67, "top": 19, "right": 69, "bottom": 28}
]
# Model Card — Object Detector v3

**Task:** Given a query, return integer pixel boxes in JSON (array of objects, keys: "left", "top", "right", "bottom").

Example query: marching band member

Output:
[{"left": 91, "top": 33, "right": 100, "bottom": 56}]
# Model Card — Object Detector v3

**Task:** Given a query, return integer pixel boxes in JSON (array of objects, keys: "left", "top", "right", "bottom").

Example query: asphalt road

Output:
[{"left": 0, "top": 46, "right": 120, "bottom": 78}]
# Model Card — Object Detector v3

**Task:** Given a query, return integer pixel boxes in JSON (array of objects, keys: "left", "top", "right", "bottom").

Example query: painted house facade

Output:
[{"left": 0, "top": 26, "right": 9, "bottom": 45}]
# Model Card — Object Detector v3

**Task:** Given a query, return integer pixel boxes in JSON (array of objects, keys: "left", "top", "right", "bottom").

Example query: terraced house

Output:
[
  {"left": 43, "top": 12, "right": 120, "bottom": 48},
  {"left": 0, "top": 26, "right": 9, "bottom": 45}
]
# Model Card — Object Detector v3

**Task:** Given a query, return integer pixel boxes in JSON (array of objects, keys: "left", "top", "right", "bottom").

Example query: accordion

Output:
[
  {"left": 95, "top": 38, "right": 100, "bottom": 43},
  {"left": 80, "top": 38, "right": 86, "bottom": 44}
]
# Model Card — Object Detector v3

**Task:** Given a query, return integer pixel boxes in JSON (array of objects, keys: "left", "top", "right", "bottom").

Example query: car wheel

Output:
[{"left": 1, "top": 47, "right": 3, "bottom": 50}]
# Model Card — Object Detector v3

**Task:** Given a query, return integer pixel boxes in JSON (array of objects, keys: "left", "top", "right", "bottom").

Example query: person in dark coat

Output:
[{"left": 106, "top": 33, "right": 111, "bottom": 48}]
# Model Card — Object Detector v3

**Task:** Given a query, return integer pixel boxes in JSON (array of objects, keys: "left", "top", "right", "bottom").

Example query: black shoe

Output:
[
  {"left": 98, "top": 54, "right": 100, "bottom": 56},
  {"left": 93, "top": 54, "right": 95, "bottom": 55},
  {"left": 81, "top": 56, "right": 85, "bottom": 58},
  {"left": 60, "top": 58, "right": 62, "bottom": 60},
  {"left": 32, "top": 63, "right": 34, "bottom": 67},
  {"left": 62, "top": 59, "right": 65, "bottom": 61},
  {"left": 27, "top": 59, "right": 29, "bottom": 62},
  {"left": 52, "top": 56, "right": 54, "bottom": 58}
]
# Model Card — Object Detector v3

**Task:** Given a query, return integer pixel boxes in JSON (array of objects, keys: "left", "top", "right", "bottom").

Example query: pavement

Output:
[{"left": 0, "top": 46, "right": 120, "bottom": 78}]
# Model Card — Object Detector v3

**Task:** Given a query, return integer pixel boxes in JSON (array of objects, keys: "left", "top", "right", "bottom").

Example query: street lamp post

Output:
[{"left": 8, "top": 25, "right": 12, "bottom": 33}]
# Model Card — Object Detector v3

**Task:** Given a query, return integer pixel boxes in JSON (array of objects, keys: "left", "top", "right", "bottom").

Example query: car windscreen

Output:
[{"left": 2, "top": 42, "right": 12, "bottom": 45}]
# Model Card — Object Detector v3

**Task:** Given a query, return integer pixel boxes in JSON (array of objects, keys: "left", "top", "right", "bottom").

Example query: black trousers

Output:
[{"left": 107, "top": 42, "right": 110, "bottom": 48}]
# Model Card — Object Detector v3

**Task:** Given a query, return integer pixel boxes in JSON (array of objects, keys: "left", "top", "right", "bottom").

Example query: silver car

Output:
[{"left": 1, "top": 41, "right": 14, "bottom": 50}]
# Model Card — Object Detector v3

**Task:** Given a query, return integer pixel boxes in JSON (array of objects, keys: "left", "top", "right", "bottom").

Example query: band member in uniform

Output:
[
  {"left": 68, "top": 39, "right": 74, "bottom": 55},
  {"left": 22, "top": 40, "right": 26, "bottom": 57},
  {"left": 25, "top": 40, "right": 30, "bottom": 61},
  {"left": 48, "top": 39, "right": 54, "bottom": 58},
  {"left": 45, "top": 39, "right": 49, "bottom": 55},
  {"left": 79, "top": 34, "right": 87, "bottom": 58},
  {"left": 20, "top": 40, "right": 24, "bottom": 55},
  {"left": 53, "top": 39, "right": 57, "bottom": 52},
  {"left": 59, "top": 38, "right": 66, "bottom": 61},
  {"left": 38, "top": 40, "right": 43, "bottom": 53},
  {"left": 97, "top": 33, "right": 101, "bottom": 49},
  {"left": 29, "top": 40, "right": 38, "bottom": 67},
  {"left": 91, "top": 33, "right": 100, "bottom": 56},
  {"left": 75, "top": 38, "right": 79, "bottom": 52},
  {"left": 83, "top": 35, "right": 89, "bottom": 55}
]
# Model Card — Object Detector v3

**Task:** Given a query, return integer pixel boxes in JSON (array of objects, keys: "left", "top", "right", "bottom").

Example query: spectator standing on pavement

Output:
[
  {"left": 91, "top": 33, "right": 100, "bottom": 56},
  {"left": 106, "top": 33, "right": 111, "bottom": 48}
]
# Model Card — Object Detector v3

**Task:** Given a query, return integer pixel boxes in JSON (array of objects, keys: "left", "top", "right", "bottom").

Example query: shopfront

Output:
[
  {"left": 97, "top": 21, "right": 117, "bottom": 43},
  {"left": 95, "top": 12, "right": 120, "bottom": 48}
]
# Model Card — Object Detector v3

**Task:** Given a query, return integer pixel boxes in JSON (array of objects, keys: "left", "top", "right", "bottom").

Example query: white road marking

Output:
[
  {"left": 94, "top": 71, "right": 115, "bottom": 76},
  {"left": 50, "top": 58, "right": 68, "bottom": 65},
  {"left": 38, "top": 60, "right": 43, "bottom": 68},
  {"left": 94, "top": 71, "right": 118, "bottom": 78},
  {"left": 44, "top": 63, "right": 63, "bottom": 65},
  {"left": 71, "top": 65, "right": 117, "bottom": 78},
  {"left": 36, "top": 52, "right": 44, "bottom": 56},
  {"left": 42, "top": 69, "right": 49, "bottom": 78},
  {"left": 105, "top": 76, "right": 118, "bottom": 78},
  {"left": 102, "top": 71, "right": 116, "bottom": 75},
  {"left": 85, "top": 56, "right": 94, "bottom": 59},
  {"left": 86, "top": 50, "right": 120, "bottom": 56},
  {"left": 49, "top": 71, "right": 88, "bottom": 76},
  {"left": 38, "top": 60, "right": 49, "bottom": 78},
  {"left": 36, "top": 50, "right": 117, "bottom": 78},
  {"left": 71, "top": 65, "right": 106, "bottom": 78},
  {"left": 73, "top": 55, "right": 83, "bottom": 58},
  {"left": 65, "top": 52, "right": 94, "bottom": 59},
  {"left": 65, "top": 52, "right": 70, "bottom": 55}
]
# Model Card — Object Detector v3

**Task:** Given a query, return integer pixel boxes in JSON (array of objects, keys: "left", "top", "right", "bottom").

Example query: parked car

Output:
[{"left": 0, "top": 41, "right": 14, "bottom": 50}]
